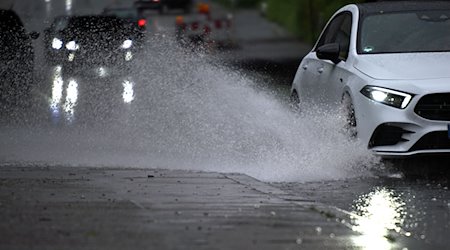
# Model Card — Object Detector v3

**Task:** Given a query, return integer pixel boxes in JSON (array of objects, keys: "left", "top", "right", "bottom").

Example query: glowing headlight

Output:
[
  {"left": 361, "top": 86, "right": 413, "bottom": 109},
  {"left": 52, "top": 38, "right": 63, "bottom": 50},
  {"left": 65, "top": 41, "right": 79, "bottom": 51},
  {"left": 121, "top": 39, "right": 133, "bottom": 49}
]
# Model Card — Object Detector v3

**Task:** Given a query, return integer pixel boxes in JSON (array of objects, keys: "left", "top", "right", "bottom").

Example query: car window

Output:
[
  {"left": 359, "top": 10, "right": 450, "bottom": 54},
  {"left": 316, "top": 12, "right": 352, "bottom": 61},
  {"left": 316, "top": 14, "right": 344, "bottom": 49},
  {"left": 336, "top": 14, "right": 352, "bottom": 60}
]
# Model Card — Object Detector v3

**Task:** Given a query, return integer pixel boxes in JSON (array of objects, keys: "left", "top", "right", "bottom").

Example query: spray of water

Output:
[{"left": 0, "top": 36, "right": 379, "bottom": 182}]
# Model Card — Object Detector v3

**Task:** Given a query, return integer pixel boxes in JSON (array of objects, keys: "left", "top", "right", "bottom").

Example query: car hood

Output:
[{"left": 354, "top": 53, "right": 450, "bottom": 80}]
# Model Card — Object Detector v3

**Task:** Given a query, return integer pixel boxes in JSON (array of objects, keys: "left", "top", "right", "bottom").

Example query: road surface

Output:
[{"left": 1, "top": 0, "right": 450, "bottom": 249}]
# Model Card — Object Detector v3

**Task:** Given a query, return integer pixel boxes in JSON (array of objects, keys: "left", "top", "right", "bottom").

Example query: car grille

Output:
[
  {"left": 369, "top": 123, "right": 412, "bottom": 148},
  {"left": 409, "top": 131, "right": 450, "bottom": 151},
  {"left": 415, "top": 93, "right": 450, "bottom": 121}
]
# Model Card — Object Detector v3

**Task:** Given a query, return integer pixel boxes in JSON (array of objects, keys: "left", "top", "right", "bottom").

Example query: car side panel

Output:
[{"left": 293, "top": 53, "right": 326, "bottom": 103}]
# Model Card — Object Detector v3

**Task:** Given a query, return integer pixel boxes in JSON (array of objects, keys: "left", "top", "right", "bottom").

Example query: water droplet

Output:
[{"left": 315, "top": 226, "right": 322, "bottom": 234}]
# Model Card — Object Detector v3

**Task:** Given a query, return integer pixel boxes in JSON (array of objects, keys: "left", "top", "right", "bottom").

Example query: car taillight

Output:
[
  {"left": 138, "top": 19, "right": 147, "bottom": 27},
  {"left": 204, "top": 25, "right": 211, "bottom": 34}
]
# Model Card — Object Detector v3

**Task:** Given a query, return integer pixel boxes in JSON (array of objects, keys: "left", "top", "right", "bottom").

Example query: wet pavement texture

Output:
[
  {"left": 2, "top": 1, "right": 450, "bottom": 249},
  {"left": 274, "top": 166, "right": 450, "bottom": 249},
  {"left": 0, "top": 166, "right": 364, "bottom": 250}
]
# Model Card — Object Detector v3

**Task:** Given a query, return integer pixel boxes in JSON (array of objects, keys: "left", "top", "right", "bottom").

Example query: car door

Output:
[
  {"left": 313, "top": 12, "right": 352, "bottom": 105},
  {"left": 298, "top": 13, "right": 348, "bottom": 103}
]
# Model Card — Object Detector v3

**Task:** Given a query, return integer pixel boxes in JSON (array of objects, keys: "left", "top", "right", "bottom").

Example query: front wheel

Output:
[
  {"left": 290, "top": 91, "right": 300, "bottom": 112},
  {"left": 342, "top": 93, "right": 357, "bottom": 138}
]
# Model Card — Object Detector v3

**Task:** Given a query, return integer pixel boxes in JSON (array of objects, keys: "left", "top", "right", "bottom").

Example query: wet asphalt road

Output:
[
  {"left": 274, "top": 164, "right": 450, "bottom": 249},
  {"left": 2, "top": 0, "right": 450, "bottom": 249}
]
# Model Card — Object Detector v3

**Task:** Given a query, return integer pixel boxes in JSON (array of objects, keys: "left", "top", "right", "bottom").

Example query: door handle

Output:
[
  {"left": 302, "top": 65, "right": 308, "bottom": 70},
  {"left": 318, "top": 68, "right": 324, "bottom": 74}
]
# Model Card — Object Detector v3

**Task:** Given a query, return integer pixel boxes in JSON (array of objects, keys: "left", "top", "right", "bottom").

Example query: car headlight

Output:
[
  {"left": 121, "top": 39, "right": 133, "bottom": 49},
  {"left": 52, "top": 38, "right": 63, "bottom": 50},
  {"left": 65, "top": 41, "right": 79, "bottom": 51},
  {"left": 361, "top": 86, "right": 413, "bottom": 109}
]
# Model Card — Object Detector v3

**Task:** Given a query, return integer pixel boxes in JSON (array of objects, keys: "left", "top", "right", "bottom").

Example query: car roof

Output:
[
  {"left": 104, "top": 7, "right": 137, "bottom": 12},
  {"left": 357, "top": 1, "right": 450, "bottom": 16},
  {"left": 69, "top": 15, "right": 121, "bottom": 21},
  {"left": 102, "top": 8, "right": 140, "bottom": 18}
]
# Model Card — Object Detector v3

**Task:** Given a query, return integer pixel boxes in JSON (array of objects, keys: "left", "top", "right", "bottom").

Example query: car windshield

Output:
[
  {"left": 359, "top": 10, "right": 450, "bottom": 54},
  {"left": 68, "top": 16, "right": 124, "bottom": 32}
]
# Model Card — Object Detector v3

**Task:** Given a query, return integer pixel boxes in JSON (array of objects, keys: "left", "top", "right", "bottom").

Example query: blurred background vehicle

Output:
[
  {"left": 102, "top": 7, "right": 147, "bottom": 46},
  {"left": 134, "top": 0, "right": 193, "bottom": 15},
  {"left": 175, "top": 2, "right": 235, "bottom": 50},
  {"left": 43, "top": 15, "right": 139, "bottom": 75},
  {"left": 0, "top": 9, "right": 38, "bottom": 100}
]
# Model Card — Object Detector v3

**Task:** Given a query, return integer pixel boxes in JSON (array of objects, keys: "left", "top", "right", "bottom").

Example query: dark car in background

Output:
[
  {"left": 0, "top": 9, "right": 38, "bottom": 100},
  {"left": 134, "top": 0, "right": 193, "bottom": 14},
  {"left": 102, "top": 7, "right": 147, "bottom": 45},
  {"left": 43, "top": 15, "right": 139, "bottom": 75}
]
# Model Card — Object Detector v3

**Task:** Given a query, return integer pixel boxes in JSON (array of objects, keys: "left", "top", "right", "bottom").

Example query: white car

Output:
[{"left": 291, "top": 2, "right": 450, "bottom": 158}]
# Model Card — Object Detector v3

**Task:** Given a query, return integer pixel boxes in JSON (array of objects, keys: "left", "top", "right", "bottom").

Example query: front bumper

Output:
[{"left": 354, "top": 83, "right": 450, "bottom": 158}]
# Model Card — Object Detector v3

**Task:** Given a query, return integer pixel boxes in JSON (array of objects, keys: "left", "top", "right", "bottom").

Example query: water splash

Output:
[{"left": 0, "top": 36, "right": 378, "bottom": 182}]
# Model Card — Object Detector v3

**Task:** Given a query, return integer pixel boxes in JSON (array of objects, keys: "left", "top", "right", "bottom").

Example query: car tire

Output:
[{"left": 342, "top": 93, "right": 357, "bottom": 138}]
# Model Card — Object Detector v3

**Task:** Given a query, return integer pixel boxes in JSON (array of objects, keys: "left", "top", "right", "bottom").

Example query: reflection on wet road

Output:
[
  {"left": 2, "top": 1, "right": 450, "bottom": 249},
  {"left": 351, "top": 187, "right": 406, "bottom": 250},
  {"left": 275, "top": 172, "right": 450, "bottom": 249}
]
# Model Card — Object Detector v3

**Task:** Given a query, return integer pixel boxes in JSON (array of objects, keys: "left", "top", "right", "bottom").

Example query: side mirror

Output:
[
  {"left": 29, "top": 31, "right": 40, "bottom": 40},
  {"left": 316, "top": 43, "right": 341, "bottom": 64}
]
